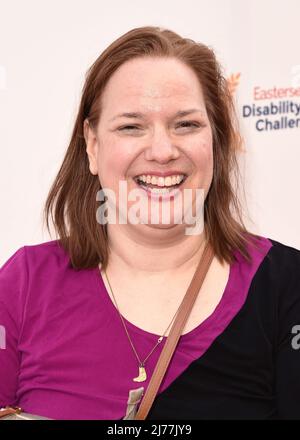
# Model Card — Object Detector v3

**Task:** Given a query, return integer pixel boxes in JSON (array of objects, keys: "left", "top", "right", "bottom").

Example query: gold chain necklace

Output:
[{"left": 103, "top": 270, "right": 180, "bottom": 383}]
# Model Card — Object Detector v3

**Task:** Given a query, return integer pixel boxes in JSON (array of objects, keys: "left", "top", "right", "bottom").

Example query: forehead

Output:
[{"left": 100, "top": 57, "right": 206, "bottom": 114}]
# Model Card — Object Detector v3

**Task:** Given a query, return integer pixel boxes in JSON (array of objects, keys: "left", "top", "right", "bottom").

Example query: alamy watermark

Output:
[
  {"left": 291, "top": 325, "right": 300, "bottom": 350},
  {"left": 95, "top": 181, "right": 205, "bottom": 235}
]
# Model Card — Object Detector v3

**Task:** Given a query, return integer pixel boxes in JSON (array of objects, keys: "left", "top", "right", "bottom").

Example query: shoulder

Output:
[
  {"left": 256, "top": 236, "right": 300, "bottom": 283},
  {"left": 240, "top": 233, "right": 300, "bottom": 275},
  {"left": 0, "top": 239, "right": 71, "bottom": 296},
  {"left": 266, "top": 237, "right": 300, "bottom": 266},
  {"left": 266, "top": 238, "right": 300, "bottom": 304},
  {"left": 250, "top": 236, "right": 300, "bottom": 318},
  {"left": 22, "top": 239, "right": 71, "bottom": 271},
  {"left": 0, "top": 240, "right": 74, "bottom": 332},
  {"left": 1, "top": 239, "right": 69, "bottom": 270},
  {"left": 235, "top": 234, "right": 300, "bottom": 303}
]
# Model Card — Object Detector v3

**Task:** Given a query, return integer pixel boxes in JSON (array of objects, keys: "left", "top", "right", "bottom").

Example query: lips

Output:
[
  {"left": 134, "top": 173, "right": 187, "bottom": 188},
  {"left": 132, "top": 174, "right": 187, "bottom": 201}
]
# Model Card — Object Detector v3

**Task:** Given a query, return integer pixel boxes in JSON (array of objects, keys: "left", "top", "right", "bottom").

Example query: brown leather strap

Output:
[
  {"left": 0, "top": 406, "right": 22, "bottom": 418},
  {"left": 134, "top": 241, "right": 214, "bottom": 420}
]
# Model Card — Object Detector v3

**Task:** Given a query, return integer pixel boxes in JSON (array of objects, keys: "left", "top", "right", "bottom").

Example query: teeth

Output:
[
  {"left": 148, "top": 187, "right": 175, "bottom": 194},
  {"left": 136, "top": 174, "right": 185, "bottom": 187},
  {"left": 157, "top": 177, "right": 164, "bottom": 187},
  {"left": 151, "top": 176, "right": 158, "bottom": 185},
  {"left": 164, "top": 176, "right": 172, "bottom": 186}
]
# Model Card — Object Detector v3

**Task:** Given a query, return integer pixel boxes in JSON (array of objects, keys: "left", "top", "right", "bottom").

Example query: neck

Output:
[{"left": 105, "top": 223, "right": 206, "bottom": 276}]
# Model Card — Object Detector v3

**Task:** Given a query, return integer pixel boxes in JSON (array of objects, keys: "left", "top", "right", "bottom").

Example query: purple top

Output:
[{"left": 0, "top": 236, "right": 272, "bottom": 419}]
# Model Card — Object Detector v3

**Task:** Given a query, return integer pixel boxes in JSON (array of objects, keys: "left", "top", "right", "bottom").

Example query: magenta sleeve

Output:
[{"left": 0, "top": 247, "right": 28, "bottom": 407}]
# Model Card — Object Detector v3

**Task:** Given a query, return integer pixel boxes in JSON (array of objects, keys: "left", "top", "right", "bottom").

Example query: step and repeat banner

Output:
[
  {"left": 224, "top": 1, "right": 300, "bottom": 248},
  {"left": 0, "top": 0, "right": 299, "bottom": 262}
]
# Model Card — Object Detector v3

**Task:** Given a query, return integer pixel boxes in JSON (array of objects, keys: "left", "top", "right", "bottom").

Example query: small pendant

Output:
[{"left": 133, "top": 364, "right": 147, "bottom": 382}]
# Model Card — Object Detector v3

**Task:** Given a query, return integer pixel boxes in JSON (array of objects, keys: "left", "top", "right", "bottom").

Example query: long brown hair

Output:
[{"left": 43, "top": 26, "right": 259, "bottom": 270}]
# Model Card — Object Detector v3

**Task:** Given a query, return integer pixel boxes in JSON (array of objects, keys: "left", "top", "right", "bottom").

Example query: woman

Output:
[{"left": 0, "top": 26, "right": 300, "bottom": 420}]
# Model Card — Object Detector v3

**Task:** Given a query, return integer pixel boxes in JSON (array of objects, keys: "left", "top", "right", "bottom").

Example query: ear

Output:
[{"left": 84, "top": 119, "right": 98, "bottom": 176}]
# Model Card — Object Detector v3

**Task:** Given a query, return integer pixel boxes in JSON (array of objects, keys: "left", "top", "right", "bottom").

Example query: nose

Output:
[{"left": 144, "top": 126, "right": 180, "bottom": 163}]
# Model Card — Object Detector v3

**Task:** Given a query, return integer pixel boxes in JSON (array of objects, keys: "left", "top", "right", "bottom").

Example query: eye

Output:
[
  {"left": 118, "top": 125, "right": 141, "bottom": 131},
  {"left": 176, "top": 120, "right": 203, "bottom": 129}
]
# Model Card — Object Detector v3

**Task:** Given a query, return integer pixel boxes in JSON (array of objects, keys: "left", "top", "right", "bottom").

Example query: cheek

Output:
[
  {"left": 97, "top": 137, "right": 136, "bottom": 183},
  {"left": 189, "top": 134, "right": 213, "bottom": 173}
]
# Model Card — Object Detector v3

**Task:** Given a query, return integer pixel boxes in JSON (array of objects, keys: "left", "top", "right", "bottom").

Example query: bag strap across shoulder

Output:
[{"left": 134, "top": 241, "right": 214, "bottom": 420}]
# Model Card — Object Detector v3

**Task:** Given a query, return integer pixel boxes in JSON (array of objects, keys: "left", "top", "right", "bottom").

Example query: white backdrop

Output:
[{"left": 1, "top": 0, "right": 299, "bottom": 264}]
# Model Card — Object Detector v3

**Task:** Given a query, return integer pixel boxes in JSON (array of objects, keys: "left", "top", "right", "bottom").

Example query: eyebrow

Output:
[{"left": 109, "top": 108, "right": 205, "bottom": 122}]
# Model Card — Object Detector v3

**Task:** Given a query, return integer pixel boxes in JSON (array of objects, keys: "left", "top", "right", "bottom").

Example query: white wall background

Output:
[{"left": 0, "top": 0, "right": 299, "bottom": 264}]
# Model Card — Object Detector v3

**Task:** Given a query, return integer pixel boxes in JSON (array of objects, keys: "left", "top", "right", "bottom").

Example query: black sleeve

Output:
[{"left": 273, "top": 241, "right": 300, "bottom": 419}]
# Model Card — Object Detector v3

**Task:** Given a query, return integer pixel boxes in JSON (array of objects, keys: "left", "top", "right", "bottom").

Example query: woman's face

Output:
[{"left": 85, "top": 56, "right": 213, "bottom": 233}]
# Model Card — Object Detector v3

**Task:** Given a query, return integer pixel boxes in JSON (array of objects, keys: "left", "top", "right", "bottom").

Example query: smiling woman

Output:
[{"left": 1, "top": 26, "right": 300, "bottom": 421}]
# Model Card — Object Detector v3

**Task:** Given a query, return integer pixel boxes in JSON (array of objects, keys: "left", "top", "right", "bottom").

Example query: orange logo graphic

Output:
[{"left": 227, "top": 72, "right": 241, "bottom": 95}]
